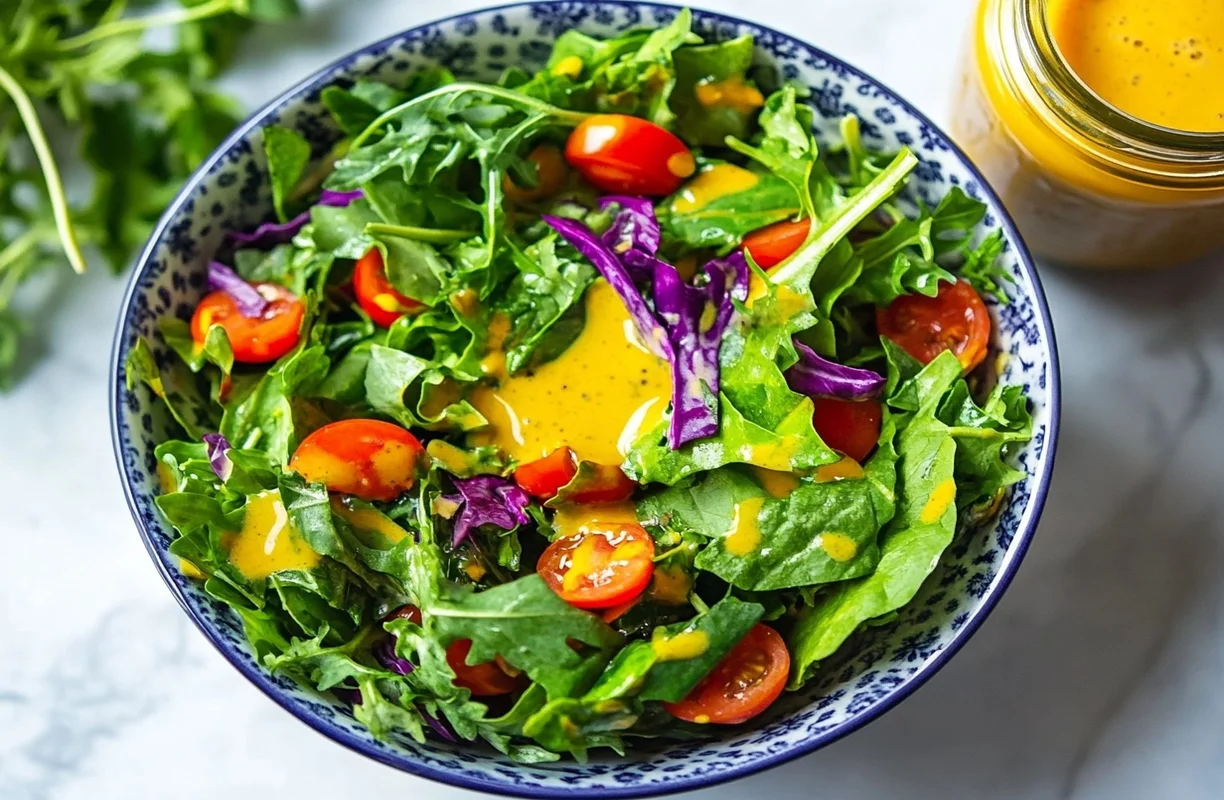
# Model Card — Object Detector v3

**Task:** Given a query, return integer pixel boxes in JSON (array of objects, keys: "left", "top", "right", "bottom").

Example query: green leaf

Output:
[
  {"left": 124, "top": 337, "right": 215, "bottom": 440},
  {"left": 635, "top": 597, "right": 763, "bottom": 702},
  {"left": 787, "top": 351, "right": 962, "bottom": 685},
  {"left": 589, "top": 8, "right": 699, "bottom": 127},
  {"left": 499, "top": 236, "right": 596, "bottom": 373},
  {"left": 219, "top": 344, "right": 329, "bottom": 464},
  {"left": 659, "top": 164, "right": 800, "bottom": 252},
  {"left": 160, "top": 318, "right": 234, "bottom": 378},
  {"left": 262, "top": 125, "right": 311, "bottom": 223},
  {"left": 670, "top": 36, "right": 760, "bottom": 147},
  {"left": 427, "top": 575, "right": 623, "bottom": 700},
  {"left": 937, "top": 381, "right": 1031, "bottom": 509},
  {"left": 364, "top": 344, "right": 486, "bottom": 431}
]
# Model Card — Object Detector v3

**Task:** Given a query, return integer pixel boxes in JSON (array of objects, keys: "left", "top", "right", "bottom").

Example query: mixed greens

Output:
[{"left": 128, "top": 9, "right": 1032, "bottom": 760}]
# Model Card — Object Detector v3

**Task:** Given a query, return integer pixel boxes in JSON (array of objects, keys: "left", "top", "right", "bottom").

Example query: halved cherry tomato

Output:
[
  {"left": 813, "top": 397, "right": 882, "bottom": 463},
  {"left": 446, "top": 639, "right": 522, "bottom": 697},
  {"left": 353, "top": 248, "right": 423, "bottom": 328},
  {"left": 876, "top": 280, "right": 991, "bottom": 371},
  {"left": 742, "top": 218, "right": 810, "bottom": 269},
  {"left": 565, "top": 114, "right": 695, "bottom": 196},
  {"left": 514, "top": 447, "right": 579, "bottom": 500},
  {"left": 601, "top": 598, "right": 638, "bottom": 624},
  {"left": 503, "top": 144, "right": 569, "bottom": 202},
  {"left": 663, "top": 624, "right": 790, "bottom": 725},
  {"left": 384, "top": 606, "right": 518, "bottom": 697},
  {"left": 289, "top": 419, "right": 424, "bottom": 502},
  {"left": 538, "top": 522, "right": 655, "bottom": 609},
  {"left": 190, "top": 283, "right": 304, "bottom": 364}
]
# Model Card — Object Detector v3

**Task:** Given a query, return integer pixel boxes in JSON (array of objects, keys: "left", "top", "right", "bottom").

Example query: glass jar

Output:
[{"left": 950, "top": 0, "right": 1224, "bottom": 269}]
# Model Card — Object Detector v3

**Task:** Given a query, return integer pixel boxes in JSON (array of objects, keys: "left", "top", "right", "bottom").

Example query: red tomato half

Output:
[
  {"left": 742, "top": 218, "right": 810, "bottom": 269},
  {"left": 565, "top": 114, "right": 695, "bottom": 196},
  {"left": 190, "top": 283, "right": 304, "bottom": 364},
  {"left": 503, "top": 144, "right": 569, "bottom": 202},
  {"left": 514, "top": 447, "right": 578, "bottom": 500},
  {"left": 537, "top": 522, "right": 655, "bottom": 610},
  {"left": 813, "top": 397, "right": 882, "bottom": 463},
  {"left": 663, "top": 624, "right": 790, "bottom": 725},
  {"left": 353, "top": 248, "right": 424, "bottom": 328},
  {"left": 876, "top": 280, "right": 991, "bottom": 371},
  {"left": 446, "top": 639, "right": 522, "bottom": 697},
  {"left": 289, "top": 419, "right": 424, "bottom": 502}
]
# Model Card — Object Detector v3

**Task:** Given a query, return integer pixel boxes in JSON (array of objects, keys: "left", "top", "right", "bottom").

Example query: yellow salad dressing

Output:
[
  {"left": 651, "top": 628, "right": 711, "bottom": 661},
  {"left": 1049, "top": 0, "right": 1224, "bottom": 132},
  {"left": 469, "top": 279, "right": 671, "bottom": 465},
  {"left": 670, "top": 164, "right": 760, "bottom": 214},
  {"left": 723, "top": 496, "right": 765, "bottom": 556},
  {"left": 228, "top": 490, "right": 320, "bottom": 579}
]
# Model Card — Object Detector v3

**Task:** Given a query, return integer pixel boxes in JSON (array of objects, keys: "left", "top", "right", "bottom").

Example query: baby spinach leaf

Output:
[
  {"left": 364, "top": 344, "right": 486, "bottom": 431},
  {"left": 671, "top": 35, "right": 760, "bottom": 147},
  {"left": 262, "top": 125, "right": 311, "bottom": 223},
  {"left": 159, "top": 318, "right": 234, "bottom": 379},
  {"left": 787, "top": 351, "right": 962, "bottom": 685},
  {"left": 498, "top": 236, "right": 596, "bottom": 373},
  {"left": 659, "top": 165, "right": 800, "bottom": 252},
  {"left": 220, "top": 344, "right": 329, "bottom": 464},
  {"left": 634, "top": 596, "right": 763, "bottom": 701},
  {"left": 124, "top": 337, "right": 216, "bottom": 440}
]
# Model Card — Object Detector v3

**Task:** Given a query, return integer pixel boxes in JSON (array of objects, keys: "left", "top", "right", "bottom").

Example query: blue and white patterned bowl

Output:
[{"left": 109, "top": 2, "right": 1060, "bottom": 796}]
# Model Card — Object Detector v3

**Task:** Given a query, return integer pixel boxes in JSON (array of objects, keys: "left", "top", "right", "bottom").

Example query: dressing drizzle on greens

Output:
[{"left": 129, "top": 8, "right": 1030, "bottom": 761}]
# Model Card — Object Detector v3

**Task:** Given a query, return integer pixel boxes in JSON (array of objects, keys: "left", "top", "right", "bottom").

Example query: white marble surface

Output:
[{"left": 3, "top": 0, "right": 1224, "bottom": 797}]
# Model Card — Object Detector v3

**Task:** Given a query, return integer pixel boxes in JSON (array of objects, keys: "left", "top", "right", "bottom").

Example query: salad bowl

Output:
[{"left": 110, "top": 2, "right": 1060, "bottom": 796}]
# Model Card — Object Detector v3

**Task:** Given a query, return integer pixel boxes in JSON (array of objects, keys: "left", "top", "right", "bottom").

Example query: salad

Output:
[{"left": 128, "top": 9, "right": 1032, "bottom": 761}]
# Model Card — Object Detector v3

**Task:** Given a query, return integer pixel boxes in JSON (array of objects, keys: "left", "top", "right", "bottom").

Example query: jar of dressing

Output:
[{"left": 951, "top": 0, "right": 1224, "bottom": 269}]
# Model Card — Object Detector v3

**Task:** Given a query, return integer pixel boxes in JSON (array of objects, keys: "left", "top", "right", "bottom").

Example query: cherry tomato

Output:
[
  {"left": 385, "top": 606, "right": 518, "bottom": 696},
  {"left": 446, "top": 639, "right": 522, "bottom": 697},
  {"left": 289, "top": 419, "right": 424, "bottom": 502},
  {"left": 742, "top": 218, "right": 810, "bottom": 269},
  {"left": 601, "top": 598, "right": 638, "bottom": 624},
  {"left": 514, "top": 447, "right": 578, "bottom": 500},
  {"left": 503, "top": 144, "right": 569, "bottom": 202},
  {"left": 353, "top": 248, "right": 423, "bottom": 328},
  {"left": 876, "top": 280, "right": 991, "bottom": 371},
  {"left": 565, "top": 114, "right": 695, "bottom": 196},
  {"left": 190, "top": 283, "right": 304, "bottom": 364},
  {"left": 813, "top": 397, "right": 882, "bottom": 463},
  {"left": 663, "top": 624, "right": 790, "bottom": 725},
  {"left": 538, "top": 522, "right": 655, "bottom": 610}
]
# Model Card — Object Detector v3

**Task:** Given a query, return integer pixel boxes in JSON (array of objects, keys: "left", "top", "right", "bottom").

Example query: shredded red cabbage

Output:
[
  {"left": 545, "top": 204, "right": 748, "bottom": 449},
  {"left": 375, "top": 637, "right": 415, "bottom": 676},
  {"left": 444, "top": 475, "right": 532, "bottom": 547},
  {"left": 207, "top": 261, "right": 269, "bottom": 318},
  {"left": 202, "top": 433, "right": 233, "bottom": 482},
  {"left": 542, "top": 214, "right": 673, "bottom": 360},
  {"left": 785, "top": 341, "right": 886, "bottom": 400},
  {"left": 226, "top": 188, "right": 363, "bottom": 249}
]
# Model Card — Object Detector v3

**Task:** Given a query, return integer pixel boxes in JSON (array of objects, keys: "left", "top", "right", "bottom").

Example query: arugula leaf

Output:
[
  {"left": 220, "top": 344, "right": 329, "bottom": 464},
  {"left": 262, "top": 125, "right": 311, "bottom": 223},
  {"left": 671, "top": 35, "right": 760, "bottom": 146},
  {"left": 787, "top": 351, "right": 962, "bottom": 684},
  {"left": 937, "top": 380, "right": 1031, "bottom": 509},
  {"left": 426, "top": 575, "right": 623, "bottom": 700},
  {"left": 499, "top": 237, "right": 596, "bottom": 373},
  {"left": 588, "top": 8, "right": 699, "bottom": 126}
]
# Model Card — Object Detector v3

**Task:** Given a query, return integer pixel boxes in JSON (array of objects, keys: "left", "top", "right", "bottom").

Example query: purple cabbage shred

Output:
[
  {"left": 225, "top": 188, "right": 363, "bottom": 249},
  {"left": 785, "top": 341, "right": 886, "bottom": 401},
  {"left": 207, "top": 261, "right": 270, "bottom": 318},
  {"left": 202, "top": 433, "right": 233, "bottom": 482},
  {"left": 444, "top": 475, "right": 532, "bottom": 547}
]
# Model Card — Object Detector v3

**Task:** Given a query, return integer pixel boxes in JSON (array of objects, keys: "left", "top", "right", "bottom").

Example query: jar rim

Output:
[{"left": 1019, "top": 0, "right": 1224, "bottom": 165}]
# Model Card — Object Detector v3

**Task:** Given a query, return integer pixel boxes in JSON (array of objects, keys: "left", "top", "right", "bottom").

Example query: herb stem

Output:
[
  {"left": 349, "top": 82, "right": 590, "bottom": 150},
  {"left": 0, "top": 229, "right": 42, "bottom": 277},
  {"left": 365, "top": 223, "right": 477, "bottom": 244},
  {"left": 56, "top": 0, "right": 235, "bottom": 51},
  {"left": 0, "top": 66, "right": 87, "bottom": 275}
]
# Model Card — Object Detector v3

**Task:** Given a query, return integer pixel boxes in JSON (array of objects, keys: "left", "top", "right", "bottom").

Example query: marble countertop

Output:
[{"left": 4, "top": 0, "right": 1223, "bottom": 797}]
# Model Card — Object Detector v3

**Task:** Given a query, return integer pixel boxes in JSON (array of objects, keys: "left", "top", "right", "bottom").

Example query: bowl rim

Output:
[{"left": 109, "top": 1, "right": 1062, "bottom": 796}]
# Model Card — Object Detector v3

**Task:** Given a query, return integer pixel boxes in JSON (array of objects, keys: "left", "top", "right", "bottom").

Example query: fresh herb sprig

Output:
[{"left": 0, "top": 0, "right": 299, "bottom": 388}]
